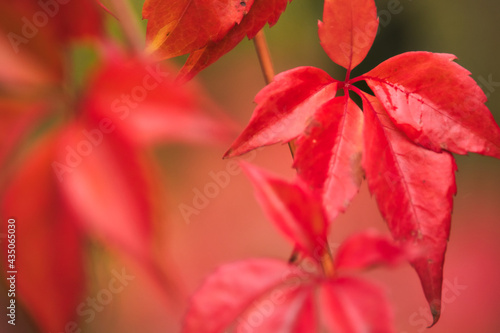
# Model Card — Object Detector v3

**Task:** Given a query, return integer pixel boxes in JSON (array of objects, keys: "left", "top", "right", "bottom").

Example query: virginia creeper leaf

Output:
[
  {"left": 241, "top": 162, "right": 328, "bottom": 259},
  {"left": 363, "top": 52, "right": 500, "bottom": 158},
  {"left": 294, "top": 97, "right": 363, "bottom": 221},
  {"left": 224, "top": 66, "right": 338, "bottom": 157},
  {"left": 319, "top": 0, "right": 378, "bottom": 71},
  {"left": 176, "top": 0, "right": 293, "bottom": 82},
  {"left": 334, "top": 229, "right": 412, "bottom": 271},
  {"left": 1, "top": 133, "right": 85, "bottom": 333},
  {"left": 143, "top": 0, "right": 255, "bottom": 58},
  {"left": 182, "top": 259, "right": 306, "bottom": 333},
  {"left": 362, "top": 93, "right": 457, "bottom": 324},
  {"left": 318, "top": 277, "right": 395, "bottom": 333}
]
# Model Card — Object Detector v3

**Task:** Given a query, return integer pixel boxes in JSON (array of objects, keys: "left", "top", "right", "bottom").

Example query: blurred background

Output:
[{"left": 1, "top": 0, "right": 499, "bottom": 332}]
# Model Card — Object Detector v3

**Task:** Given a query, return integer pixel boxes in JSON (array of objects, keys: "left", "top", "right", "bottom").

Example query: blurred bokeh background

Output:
[{"left": 1, "top": 0, "right": 499, "bottom": 332}]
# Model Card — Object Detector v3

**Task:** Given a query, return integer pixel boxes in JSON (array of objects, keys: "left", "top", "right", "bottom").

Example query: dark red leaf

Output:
[
  {"left": 363, "top": 52, "right": 500, "bottom": 158},
  {"left": 318, "top": 277, "right": 396, "bottom": 333},
  {"left": 143, "top": 0, "right": 255, "bottom": 59},
  {"left": 319, "top": 0, "right": 378, "bottom": 71},
  {"left": 176, "top": 0, "right": 293, "bottom": 82},
  {"left": 1, "top": 132, "right": 85, "bottom": 333},
  {"left": 334, "top": 229, "right": 412, "bottom": 271},
  {"left": 224, "top": 66, "right": 338, "bottom": 157},
  {"left": 241, "top": 162, "right": 329, "bottom": 259},
  {"left": 361, "top": 93, "right": 456, "bottom": 324},
  {"left": 294, "top": 96, "right": 363, "bottom": 221}
]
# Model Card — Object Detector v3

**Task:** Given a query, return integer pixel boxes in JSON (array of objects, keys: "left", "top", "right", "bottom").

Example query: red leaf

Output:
[
  {"left": 176, "top": 0, "right": 293, "bottom": 82},
  {"left": 241, "top": 162, "right": 329, "bottom": 258},
  {"left": 363, "top": 52, "right": 500, "bottom": 158},
  {"left": 294, "top": 97, "right": 363, "bottom": 221},
  {"left": 54, "top": 121, "right": 155, "bottom": 262},
  {"left": 319, "top": 0, "right": 378, "bottom": 71},
  {"left": 224, "top": 66, "right": 338, "bottom": 157},
  {"left": 361, "top": 93, "right": 456, "bottom": 324},
  {"left": 334, "top": 229, "right": 412, "bottom": 271},
  {"left": 318, "top": 277, "right": 396, "bottom": 333},
  {"left": 143, "top": 0, "right": 255, "bottom": 59},
  {"left": 1, "top": 132, "right": 85, "bottom": 333},
  {"left": 182, "top": 259, "right": 305, "bottom": 333},
  {"left": 85, "top": 48, "right": 233, "bottom": 146}
]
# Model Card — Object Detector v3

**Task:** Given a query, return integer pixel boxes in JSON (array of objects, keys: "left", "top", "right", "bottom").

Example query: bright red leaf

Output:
[
  {"left": 319, "top": 0, "right": 378, "bottom": 71},
  {"left": 1, "top": 132, "right": 85, "bottom": 333},
  {"left": 293, "top": 97, "right": 364, "bottom": 221},
  {"left": 363, "top": 52, "right": 500, "bottom": 158},
  {"left": 224, "top": 66, "right": 338, "bottom": 157},
  {"left": 361, "top": 93, "right": 457, "bottom": 324},
  {"left": 241, "top": 162, "right": 328, "bottom": 259}
]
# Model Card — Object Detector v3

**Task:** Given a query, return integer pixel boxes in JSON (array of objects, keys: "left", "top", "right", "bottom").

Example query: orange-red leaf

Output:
[
  {"left": 1, "top": 132, "right": 85, "bottom": 333},
  {"left": 294, "top": 97, "right": 363, "bottom": 221},
  {"left": 363, "top": 52, "right": 500, "bottom": 158},
  {"left": 176, "top": 0, "right": 292, "bottom": 82},
  {"left": 362, "top": 93, "right": 456, "bottom": 324},
  {"left": 144, "top": 0, "right": 254, "bottom": 59},
  {"left": 319, "top": 0, "right": 378, "bottom": 71}
]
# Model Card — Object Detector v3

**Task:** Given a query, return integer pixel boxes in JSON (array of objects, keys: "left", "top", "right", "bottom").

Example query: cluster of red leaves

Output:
[
  {"left": 0, "top": 1, "right": 232, "bottom": 332},
  {"left": 178, "top": 0, "right": 500, "bottom": 331}
]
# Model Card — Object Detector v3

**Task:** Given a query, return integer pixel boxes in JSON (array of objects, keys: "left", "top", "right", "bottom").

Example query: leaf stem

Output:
[{"left": 252, "top": 29, "right": 335, "bottom": 276}]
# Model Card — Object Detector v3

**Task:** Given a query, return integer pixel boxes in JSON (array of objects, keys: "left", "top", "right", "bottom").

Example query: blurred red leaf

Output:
[
  {"left": 362, "top": 93, "right": 457, "bottom": 324},
  {"left": 1, "top": 132, "right": 85, "bottom": 333},
  {"left": 294, "top": 97, "right": 363, "bottom": 221},
  {"left": 224, "top": 66, "right": 338, "bottom": 157},
  {"left": 83, "top": 47, "right": 233, "bottom": 146},
  {"left": 241, "top": 162, "right": 328, "bottom": 259},
  {"left": 319, "top": 0, "right": 378, "bottom": 71},
  {"left": 363, "top": 52, "right": 500, "bottom": 158},
  {"left": 318, "top": 277, "right": 395, "bottom": 333},
  {"left": 54, "top": 120, "right": 156, "bottom": 261}
]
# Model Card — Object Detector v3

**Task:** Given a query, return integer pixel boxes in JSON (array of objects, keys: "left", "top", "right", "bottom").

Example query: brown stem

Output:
[{"left": 252, "top": 29, "right": 334, "bottom": 277}]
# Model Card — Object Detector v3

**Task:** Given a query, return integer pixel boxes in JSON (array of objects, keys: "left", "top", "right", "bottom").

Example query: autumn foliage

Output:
[{"left": 1, "top": 0, "right": 499, "bottom": 332}]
